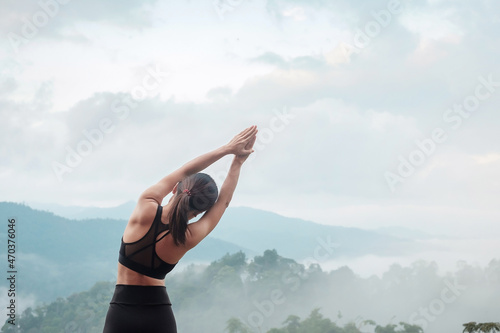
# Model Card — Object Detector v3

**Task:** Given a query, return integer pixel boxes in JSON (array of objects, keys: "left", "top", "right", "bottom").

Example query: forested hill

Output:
[
  {"left": 2, "top": 201, "right": 426, "bottom": 260},
  {"left": 0, "top": 201, "right": 423, "bottom": 305},
  {"left": 2, "top": 250, "right": 499, "bottom": 333}
]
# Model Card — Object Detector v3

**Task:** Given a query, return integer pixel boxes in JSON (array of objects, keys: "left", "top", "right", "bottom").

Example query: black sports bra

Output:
[{"left": 119, "top": 204, "right": 177, "bottom": 279}]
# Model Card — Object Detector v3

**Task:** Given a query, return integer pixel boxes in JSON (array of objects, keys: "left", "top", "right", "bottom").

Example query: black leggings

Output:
[{"left": 103, "top": 284, "right": 177, "bottom": 333}]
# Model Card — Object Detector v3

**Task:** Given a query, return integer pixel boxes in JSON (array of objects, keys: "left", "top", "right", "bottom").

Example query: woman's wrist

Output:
[
  {"left": 231, "top": 156, "right": 245, "bottom": 167},
  {"left": 220, "top": 144, "right": 233, "bottom": 156}
]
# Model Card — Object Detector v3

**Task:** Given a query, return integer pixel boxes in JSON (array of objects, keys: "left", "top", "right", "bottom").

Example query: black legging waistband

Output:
[{"left": 110, "top": 284, "right": 172, "bottom": 305}]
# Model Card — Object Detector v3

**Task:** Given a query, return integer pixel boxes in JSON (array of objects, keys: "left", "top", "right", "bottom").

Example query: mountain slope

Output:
[
  {"left": 212, "top": 206, "right": 425, "bottom": 260},
  {"left": 0, "top": 201, "right": 426, "bottom": 305}
]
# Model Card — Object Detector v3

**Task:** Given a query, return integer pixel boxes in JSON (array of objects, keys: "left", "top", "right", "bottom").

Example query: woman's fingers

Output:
[
  {"left": 241, "top": 126, "right": 258, "bottom": 141},
  {"left": 227, "top": 126, "right": 258, "bottom": 155},
  {"left": 239, "top": 125, "right": 256, "bottom": 138},
  {"left": 240, "top": 135, "right": 257, "bottom": 155},
  {"left": 228, "top": 126, "right": 255, "bottom": 146},
  {"left": 245, "top": 134, "right": 257, "bottom": 149}
]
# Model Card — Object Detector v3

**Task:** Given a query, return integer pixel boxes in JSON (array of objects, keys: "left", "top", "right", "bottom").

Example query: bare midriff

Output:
[{"left": 116, "top": 262, "right": 165, "bottom": 286}]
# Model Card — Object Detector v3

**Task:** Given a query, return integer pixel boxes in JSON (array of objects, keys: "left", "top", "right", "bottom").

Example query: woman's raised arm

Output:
[
  {"left": 139, "top": 125, "right": 258, "bottom": 204},
  {"left": 184, "top": 132, "right": 257, "bottom": 249}
]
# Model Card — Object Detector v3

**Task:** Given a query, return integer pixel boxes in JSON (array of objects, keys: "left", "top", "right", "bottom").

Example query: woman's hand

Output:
[
  {"left": 225, "top": 125, "right": 258, "bottom": 156},
  {"left": 234, "top": 132, "right": 257, "bottom": 164}
]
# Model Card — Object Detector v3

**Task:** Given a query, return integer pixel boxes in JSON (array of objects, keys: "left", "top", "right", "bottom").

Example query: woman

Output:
[{"left": 103, "top": 125, "right": 258, "bottom": 333}]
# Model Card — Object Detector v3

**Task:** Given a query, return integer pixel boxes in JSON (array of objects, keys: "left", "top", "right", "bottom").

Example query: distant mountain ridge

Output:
[
  {"left": 7, "top": 201, "right": 432, "bottom": 260},
  {"left": 0, "top": 201, "right": 430, "bottom": 306},
  {"left": 27, "top": 200, "right": 137, "bottom": 220},
  {"left": 22, "top": 200, "right": 429, "bottom": 258},
  {"left": 373, "top": 226, "right": 438, "bottom": 240},
  {"left": 0, "top": 201, "right": 252, "bottom": 304},
  {"left": 212, "top": 206, "right": 429, "bottom": 259},
  {"left": 27, "top": 200, "right": 436, "bottom": 241}
]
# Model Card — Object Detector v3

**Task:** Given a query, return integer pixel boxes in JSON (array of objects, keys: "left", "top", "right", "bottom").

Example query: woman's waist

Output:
[
  {"left": 110, "top": 284, "right": 171, "bottom": 305},
  {"left": 117, "top": 262, "right": 166, "bottom": 285}
]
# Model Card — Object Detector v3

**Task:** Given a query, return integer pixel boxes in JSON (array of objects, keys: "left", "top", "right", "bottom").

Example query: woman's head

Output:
[{"left": 167, "top": 173, "right": 218, "bottom": 245}]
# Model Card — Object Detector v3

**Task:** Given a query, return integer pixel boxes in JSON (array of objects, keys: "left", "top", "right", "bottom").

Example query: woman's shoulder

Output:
[{"left": 128, "top": 199, "right": 160, "bottom": 226}]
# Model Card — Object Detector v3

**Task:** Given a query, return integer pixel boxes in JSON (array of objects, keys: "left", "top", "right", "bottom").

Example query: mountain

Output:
[
  {"left": 0, "top": 202, "right": 252, "bottom": 304},
  {"left": 25, "top": 201, "right": 436, "bottom": 247},
  {"left": 373, "top": 226, "right": 437, "bottom": 240},
  {"left": 27, "top": 200, "right": 137, "bottom": 220},
  {"left": 212, "top": 206, "right": 426, "bottom": 260},
  {"left": 0, "top": 201, "right": 427, "bottom": 306},
  {"left": 22, "top": 201, "right": 428, "bottom": 259}
]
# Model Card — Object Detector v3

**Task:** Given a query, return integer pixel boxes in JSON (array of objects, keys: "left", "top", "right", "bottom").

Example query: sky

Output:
[{"left": 1, "top": 0, "right": 500, "bottom": 239}]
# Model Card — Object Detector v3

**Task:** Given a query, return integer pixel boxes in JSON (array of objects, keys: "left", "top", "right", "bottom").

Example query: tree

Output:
[
  {"left": 375, "top": 322, "right": 423, "bottom": 333},
  {"left": 225, "top": 317, "right": 252, "bottom": 333},
  {"left": 265, "top": 309, "right": 348, "bottom": 333},
  {"left": 263, "top": 310, "right": 422, "bottom": 333},
  {"left": 463, "top": 322, "right": 500, "bottom": 333},
  {"left": 282, "top": 315, "right": 301, "bottom": 333}
]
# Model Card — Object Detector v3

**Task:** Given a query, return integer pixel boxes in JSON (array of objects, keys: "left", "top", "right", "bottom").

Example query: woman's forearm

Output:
[
  {"left": 180, "top": 125, "right": 256, "bottom": 177},
  {"left": 218, "top": 158, "right": 243, "bottom": 207},
  {"left": 181, "top": 145, "right": 229, "bottom": 176}
]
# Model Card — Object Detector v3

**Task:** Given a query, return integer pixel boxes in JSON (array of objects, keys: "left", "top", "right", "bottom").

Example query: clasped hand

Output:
[{"left": 225, "top": 125, "right": 258, "bottom": 161}]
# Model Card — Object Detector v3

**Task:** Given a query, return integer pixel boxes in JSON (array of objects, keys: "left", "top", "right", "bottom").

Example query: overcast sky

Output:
[{"left": 1, "top": 0, "right": 499, "bottom": 238}]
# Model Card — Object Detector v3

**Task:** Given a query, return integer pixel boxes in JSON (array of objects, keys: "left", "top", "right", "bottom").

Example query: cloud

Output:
[
  {"left": 249, "top": 52, "right": 327, "bottom": 71},
  {"left": 250, "top": 52, "right": 287, "bottom": 67},
  {"left": 0, "top": 79, "right": 64, "bottom": 175},
  {"left": 0, "top": 77, "right": 18, "bottom": 96},
  {"left": 0, "top": 0, "right": 159, "bottom": 46},
  {"left": 0, "top": 0, "right": 499, "bottom": 239},
  {"left": 206, "top": 86, "right": 233, "bottom": 103}
]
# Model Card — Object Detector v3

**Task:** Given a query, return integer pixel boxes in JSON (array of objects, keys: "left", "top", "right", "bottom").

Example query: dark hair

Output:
[{"left": 167, "top": 173, "right": 218, "bottom": 246}]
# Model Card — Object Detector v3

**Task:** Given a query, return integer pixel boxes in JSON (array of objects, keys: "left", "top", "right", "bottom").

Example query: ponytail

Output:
[
  {"left": 166, "top": 191, "right": 190, "bottom": 246},
  {"left": 167, "top": 173, "right": 218, "bottom": 246}
]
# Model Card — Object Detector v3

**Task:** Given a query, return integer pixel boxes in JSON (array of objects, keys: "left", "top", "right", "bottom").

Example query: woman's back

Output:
[{"left": 117, "top": 200, "right": 188, "bottom": 285}]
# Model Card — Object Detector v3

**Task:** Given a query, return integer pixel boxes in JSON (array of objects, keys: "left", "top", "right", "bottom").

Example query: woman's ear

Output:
[{"left": 172, "top": 182, "right": 179, "bottom": 195}]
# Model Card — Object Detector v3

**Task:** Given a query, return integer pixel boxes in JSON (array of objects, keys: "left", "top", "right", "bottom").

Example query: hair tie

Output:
[{"left": 183, "top": 189, "right": 192, "bottom": 196}]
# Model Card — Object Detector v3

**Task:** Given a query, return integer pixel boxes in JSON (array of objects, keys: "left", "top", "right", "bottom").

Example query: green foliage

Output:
[
  {"left": 463, "top": 322, "right": 500, "bottom": 333},
  {"left": 1, "top": 247, "right": 494, "bottom": 333},
  {"left": 374, "top": 322, "right": 423, "bottom": 333},
  {"left": 1, "top": 281, "right": 114, "bottom": 333},
  {"left": 226, "top": 317, "right": 253, "bottom": 333},
  {"left": 226, "top": 308, "right": 422, "bottom": 333},
  {"left": 248, "top": 249, "right": 302, "bottom": 280}
]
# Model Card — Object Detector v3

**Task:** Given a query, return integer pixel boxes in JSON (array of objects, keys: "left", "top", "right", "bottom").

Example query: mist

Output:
[
  {"left": 162, "top": 251, "right": 500, "bottom": 333},
  {"left": 2, "top": 0, "right": 500, "bottom": 332}
]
